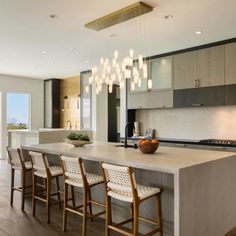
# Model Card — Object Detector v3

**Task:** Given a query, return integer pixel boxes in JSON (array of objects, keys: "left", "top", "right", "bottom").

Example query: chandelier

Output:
[{"left": 86, "top": 49, "right": 151, "bottom": 95}]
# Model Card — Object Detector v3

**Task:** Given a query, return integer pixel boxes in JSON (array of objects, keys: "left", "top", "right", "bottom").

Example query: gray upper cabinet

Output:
[
  {"left": 151, "top": 56, "right": 173, "bottom": 90},
  {"left": 127, "top": 93, "right": 148, "bottom": 109},
  {"left": 197, "top": 45, "right": 225, "bottom": 87},
  {"left": 225, "top": 42, "right": 236, "bottom": 85},
  {"left": 129, "top": 61, "right": 148, "bottom": 94},
  {"left": 174, "top": 51, "right": 197, "bottom": 89},
  {"left": 148, "top": 90, "right": 173, "bottom": 108}
]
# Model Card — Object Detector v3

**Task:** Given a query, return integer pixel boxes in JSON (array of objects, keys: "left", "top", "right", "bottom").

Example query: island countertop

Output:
[{"left": 21, "top": 141, "right": 235, "bottom": 174}]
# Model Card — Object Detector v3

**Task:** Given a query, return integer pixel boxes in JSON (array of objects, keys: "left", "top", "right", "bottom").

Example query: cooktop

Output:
[{"left": 199, "top": 139, "right": 236, "bottom": 147}]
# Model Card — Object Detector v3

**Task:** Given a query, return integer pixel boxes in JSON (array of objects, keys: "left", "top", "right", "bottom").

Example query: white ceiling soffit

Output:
[{"left": 0, "top": 0, "right": 235, "bottom": 79}]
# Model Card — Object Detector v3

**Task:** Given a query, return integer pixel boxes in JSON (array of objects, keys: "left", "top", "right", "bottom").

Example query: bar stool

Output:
[
  {"left": 101, "top": 163, "right": 163, "bottom": 236},
  {"left": 7, "top": 147, "right": 32, "bottom": 211},
  {"left": 28, "top": 151, "right": 63, "bottom": 224},
  {"left": 60, "top": 155, "right": 105, "bottom": 236}
]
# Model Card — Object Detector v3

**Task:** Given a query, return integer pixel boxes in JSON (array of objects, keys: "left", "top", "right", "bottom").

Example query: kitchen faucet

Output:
[
  {"left": 67, "top": 120, "right": 72, "bottom": 130},
  {"left": 124, "top": 122, "right": 134, "bottom": 148}
]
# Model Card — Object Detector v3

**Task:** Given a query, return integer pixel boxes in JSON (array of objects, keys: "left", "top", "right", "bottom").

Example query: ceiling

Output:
[{"left": 0, "top": 0, "right": 235, "bottom": 79}]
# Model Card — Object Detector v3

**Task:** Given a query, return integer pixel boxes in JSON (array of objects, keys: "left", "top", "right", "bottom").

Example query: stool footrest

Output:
[
  {"left": 138, "top": 216, "right": 159, "bottom": 225},
  {"left": 90, "top": 200, "right": 105, "bottom": 208},
  {"left": 113, "top": 218, "right": 132, "bottom": 228},
  {"left": 108, "top": 225, "right": 133, "bottom": 236}
]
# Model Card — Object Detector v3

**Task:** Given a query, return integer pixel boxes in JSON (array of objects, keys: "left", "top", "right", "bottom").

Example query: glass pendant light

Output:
[
  {"left": 120, "top": 80, "right": 124, "bottom": 89},
  {"left": 105, "top": 76, "right": 109, "bottom": 85},
  {"left": 129, "top": 49, "right": 134, "bottom": 58},
  {"left": 131, "top": 81, "right": 135, "bottom": 91},
  {"left": 138, "top": 79, "right": 141, "bottom": 88},
  {"left": 114, "top": 50, "right": 118, "bottom": 60},
  {"left": 148, "top": 79, "right": 152, "bottom": 89},
  {"left": 85, "top": 86, "right": 89, "bottom": 93}
]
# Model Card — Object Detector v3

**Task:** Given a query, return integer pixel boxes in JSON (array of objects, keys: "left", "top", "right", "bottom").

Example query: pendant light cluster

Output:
[{"left": 86, "top": 49, "right": 151, "bottom": 95}]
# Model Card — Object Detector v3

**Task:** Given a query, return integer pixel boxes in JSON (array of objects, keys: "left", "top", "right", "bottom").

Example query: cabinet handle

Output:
[
  {"left": 192, "top": 103, "right": 203, "bottom": 107},
  {"left": 197, "top": 79, "right": 200, "bottom": 87}
]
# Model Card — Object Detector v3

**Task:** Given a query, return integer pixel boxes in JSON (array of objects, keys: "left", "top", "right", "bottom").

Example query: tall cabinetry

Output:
[{"left": 44, "top": 79, "right": 61, "bottom": 128}]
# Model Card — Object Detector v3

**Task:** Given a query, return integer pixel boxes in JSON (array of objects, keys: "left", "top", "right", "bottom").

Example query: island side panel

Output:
[{"left": 179, "top": 154, "right": 236, "bottom": 236}]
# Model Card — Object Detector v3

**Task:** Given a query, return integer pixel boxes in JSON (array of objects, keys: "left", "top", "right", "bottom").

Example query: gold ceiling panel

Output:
[{"left": 85, "top": 1, "right": 153, "bottom": 31}]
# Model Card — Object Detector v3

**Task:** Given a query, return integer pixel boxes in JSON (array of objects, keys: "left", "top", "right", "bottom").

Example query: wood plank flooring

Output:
[{"left": 0, "top": 160, "right": 113, "bottom": 236}]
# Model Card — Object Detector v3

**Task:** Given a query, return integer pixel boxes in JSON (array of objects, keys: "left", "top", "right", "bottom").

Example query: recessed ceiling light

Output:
[
  {"left": 110, "top": 34, "right": 117, "bottom": 38},
  {"left": 196, "top": 31, "right": 203, "bottom": 35},
  {"left": 42, "top": 51, "right": 47, "bottom": 55},
  {"left": 85, "top": 60, "right": 89, "bottom": 63},
  {"left": 49, "top": 14, "right": 58, "bottom": 19},
  {"left": 164, "top": 15, "right": 173, "bottom": 19},
  {"left": 71, "top": 65, "right": 75, "bottom": 68}
]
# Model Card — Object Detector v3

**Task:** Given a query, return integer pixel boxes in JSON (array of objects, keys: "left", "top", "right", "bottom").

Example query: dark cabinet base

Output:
[
  {"left": 225, "top": 84, "right": 236, "bottom": 105},
  {"left": 174, "top": 86, "right": 225, "bottom": 108}
]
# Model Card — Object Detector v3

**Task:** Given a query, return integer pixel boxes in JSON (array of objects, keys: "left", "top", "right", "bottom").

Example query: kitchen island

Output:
[{"left": 22, "top": 142, "right": 236, "bottom": 236}]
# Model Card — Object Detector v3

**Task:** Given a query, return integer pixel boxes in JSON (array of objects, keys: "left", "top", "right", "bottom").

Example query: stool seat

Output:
[
  {"left": 65, "top": 172, "right": 103, "bottom": 187},
  {"left": 101, "top": 163, "right": 163, "bottom": 236},
  {"left": 108, "top": 184, "right": 161, "bottom": 202},
  {"left": 34, "top": 166, "right": 63, "bottom": 178},
  {"left": 7, "top": 147, "right": 33, "bottom": 212},
  {"left": 12, "top": 161, "right": 32, "bottom": 170},
  {"left": 60, "top": 155, "right": 105, "bottom": 236}
]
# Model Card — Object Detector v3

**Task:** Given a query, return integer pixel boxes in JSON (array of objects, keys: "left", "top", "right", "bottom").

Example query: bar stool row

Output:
[{"left": 7, "top": 147, "right": 163, "bottom": 236}]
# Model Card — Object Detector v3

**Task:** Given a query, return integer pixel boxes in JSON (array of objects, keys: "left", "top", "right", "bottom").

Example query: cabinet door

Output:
[
  {"left": 173, "top": 86, "right": 225, "bottom": 108},
  {"left": 197, "top": 45, "right": 225, "bottom": 87},
  {"left": 174, "top": 51, "right": 197, "bottom": 89},
  {"left": 151, "top": 56, "right": 173, "bottom": 90},
  {"left": 148, "top": 90, "right": 173, "bottom": 108},
  {"left": 225, "top": 42, "right": 236, "bottom": 85},
  {"left": 129, "top": 61, "right": 148, "bottom": 93},
  {"left": 127, "top": 93, "right": 148, "bottom": 109},
  {"left": 225, "top": 84, "right": 236, "bottom": 105}
]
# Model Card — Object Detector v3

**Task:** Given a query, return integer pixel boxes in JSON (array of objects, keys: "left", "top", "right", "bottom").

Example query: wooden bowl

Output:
[
  {"left": 138, "top": 140, "right": 159, "bottom": 154},
  {"left": 65, "top": 139, "right": 93, "bottom": 147}
]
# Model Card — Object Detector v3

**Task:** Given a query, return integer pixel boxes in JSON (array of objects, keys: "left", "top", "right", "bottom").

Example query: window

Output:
[
  {"left": 80, "top": 71, "right": 92, "bottom": 130},
  {"left": 7, "top": 93, "right": 30, "bottom": 130}
]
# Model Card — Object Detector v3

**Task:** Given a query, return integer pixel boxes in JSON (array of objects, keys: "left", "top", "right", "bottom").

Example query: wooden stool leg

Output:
[
  {"left": 105, "top": 195, "right": 112, "bottom": 236},
  {"left": 63, "top": 183, "right": 68, "bottom": 232},
  {"left": 32, "top": 174, "right": 36, "bottom": 217},
  {"left": 21, "top": 170, "right": 26, "bottom": 211},
  {"left": 10, "top": 168, "right": 15, "bottom": 206},
  {"left": 46, "top": 178, "right": 51, "bottom": 224},
  {"left": 82, "top": 189, "right": 88, "bottom": 236},
  {"left": 88, "top": 188, "right": 93, "bottom": 222},
  {"left": 133, "top": 202, "right": 139, "bottom": 236},
  {"left": 56, "top": 176, "right": 61, "bottom": 208},
  {"left": 70, "top": 185, "right": 76, "bottom": 208},
  {"left": 157, "top": 194, "right": 163, "bottom": 236},
  {"left": 130, "top": 203, "right": 134, "bottom": 233}
]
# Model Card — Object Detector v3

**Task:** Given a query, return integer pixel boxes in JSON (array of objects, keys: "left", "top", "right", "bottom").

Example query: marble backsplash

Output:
[{"left": 135, "top": 105, "right": 236, "bottom": 140}]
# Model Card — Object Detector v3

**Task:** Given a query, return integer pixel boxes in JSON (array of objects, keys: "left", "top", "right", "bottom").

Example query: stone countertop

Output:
[{"left": 21, "top": 141, "right": 236, "bottom": 174}]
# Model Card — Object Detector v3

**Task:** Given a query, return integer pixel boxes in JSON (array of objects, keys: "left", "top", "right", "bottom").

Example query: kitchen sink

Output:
[{"left": 114, "top": 144, "right": 137, "bottom": 148}]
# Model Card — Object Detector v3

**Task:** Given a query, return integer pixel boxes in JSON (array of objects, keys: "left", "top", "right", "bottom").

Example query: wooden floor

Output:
[{"left": 0, "top": 159, "right": 119, "bottom": 236}]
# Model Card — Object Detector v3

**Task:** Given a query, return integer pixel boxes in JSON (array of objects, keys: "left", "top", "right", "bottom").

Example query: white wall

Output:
[
  {"left": 136, "top": 106, "right": 236, "bottom": 140},
  {"left": 0, "top": 74, "right": 44, "bottom": 158},
  {"left": 92, "top": 84, "right": 108, "bottom": 141}
]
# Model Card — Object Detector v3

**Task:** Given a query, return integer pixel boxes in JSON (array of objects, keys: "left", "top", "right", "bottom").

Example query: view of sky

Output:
[{"left": 7, "top": 93, "right": 29, "bottom": 125}]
